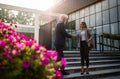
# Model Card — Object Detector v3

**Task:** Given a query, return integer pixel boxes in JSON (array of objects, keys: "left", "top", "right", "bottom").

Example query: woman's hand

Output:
[
  {"left": 86, "top": 39, "right": 91, "bottom": 43},
  {"left": 72, "top": 35, "right": 76, "bottom": 38}
]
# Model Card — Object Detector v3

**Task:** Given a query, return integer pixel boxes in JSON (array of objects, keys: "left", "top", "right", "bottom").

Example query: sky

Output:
[{"left": 0, "top": 0, "right": 54, "bottom": 11}]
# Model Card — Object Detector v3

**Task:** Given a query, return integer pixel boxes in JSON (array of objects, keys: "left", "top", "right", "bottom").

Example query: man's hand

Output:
[{"left": 72, "top": 35, "right": 76, "bottom": 38}]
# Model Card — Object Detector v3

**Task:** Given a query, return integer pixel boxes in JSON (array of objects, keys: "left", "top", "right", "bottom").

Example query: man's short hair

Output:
[{"left": 59, "top": 14, "right": 68, "bottom": 20}]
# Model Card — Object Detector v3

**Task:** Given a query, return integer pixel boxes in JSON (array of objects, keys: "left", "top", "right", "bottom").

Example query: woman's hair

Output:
[{"left": 81, "top": 22, "right": 87, "bottom": 28}]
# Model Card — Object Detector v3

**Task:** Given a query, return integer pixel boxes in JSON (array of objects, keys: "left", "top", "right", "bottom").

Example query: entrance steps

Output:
[{"left": 63, "top": 51, "right": 120, "bottom": 79}]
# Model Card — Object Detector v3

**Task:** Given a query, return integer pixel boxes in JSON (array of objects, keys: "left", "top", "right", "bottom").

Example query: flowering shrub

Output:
[{"left": 0, "top": 22, "right": 66, "bottom": 79}]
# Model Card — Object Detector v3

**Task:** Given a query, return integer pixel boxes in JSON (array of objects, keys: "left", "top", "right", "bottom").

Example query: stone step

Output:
[
  {"left": 64, "top": 53, "right": 120, "bottom": 55},
  {"left": 64, "top": 54, "right": 120, "bottom": 57},
  {"left": 64, "top": 68, "right": 120, "bottom": 79},
  {"left": 66, "top": 56, "right": 120, "bottom": 61},
  {"left": 63, "top": 51, "right": 120, "bottom": 79},
  {"left": 63, "top": 51, "right": 120, "bottom": 54},
  {"left": 65, "top": 63, "right": 120, "bottom": 73},
  {"left": 97, "top": 75, "right": 120, "bottom": 79},
  {"left": 67, "top": 60, "right": 120, "bottom": 67}
]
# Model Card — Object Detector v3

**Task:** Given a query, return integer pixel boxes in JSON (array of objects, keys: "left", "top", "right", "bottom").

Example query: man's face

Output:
[{"left": 63, "top": 18, "right": 68, "bottom": 24}]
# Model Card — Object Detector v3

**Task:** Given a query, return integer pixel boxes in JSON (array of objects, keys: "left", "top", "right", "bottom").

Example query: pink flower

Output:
[
  {"left": 16, "top": 42, "right": 25, "bottom": 50},
  {"left": 26, "top": 41, "right": 33, "bottom": 47},
  {"left": 32, "top": 56, "right": 37, "bottom": 60},
  {"left": 45, "top": 50, "right": 53, "bottom": 58},
  {"left": 61, "top": 58, "right": 67, "bottom": 66},
  {"left": 55, "top": 70, "right": 63, "bottom": 79},
  {"left": 52, "top": 51, "right": 58, "bottom": 61},
  {"left": 8, "top": 56, "right": 14, "bottom": 62},
  {"left": 12, "top": 49, "right": 18, "bottom": 55},
  {"left": 20, "top": 34, "right": 25, "bottom": 39},
  {"left": 45, "top": 50, "right": 58, "bottom": 61},
  {"left": 41, "top": 56, "right": 49, "bottom": 66},
  {"left": 7, "top": 35, "right": 16, "bottom": 45},
  {"left": 0, "top": 40, "right": 7, "bottom": 49},
  {"left": 35, "top": 45, "right": 40, "bottom": 51},
  {"left": 22, "top": 61, "right": 32, "bottom": 69},
  {"left": 2, "top": 51, "right": 10, "bottom": 58}
]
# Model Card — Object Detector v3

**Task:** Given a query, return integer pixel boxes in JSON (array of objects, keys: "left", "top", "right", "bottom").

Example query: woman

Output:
[{"left": 77, "top": 22, "right": 93, "bottom": 75}]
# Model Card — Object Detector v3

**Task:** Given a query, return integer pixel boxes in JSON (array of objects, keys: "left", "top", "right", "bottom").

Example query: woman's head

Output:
[{"left": 80, "top": 22, "right": 87, "bottom": 29}]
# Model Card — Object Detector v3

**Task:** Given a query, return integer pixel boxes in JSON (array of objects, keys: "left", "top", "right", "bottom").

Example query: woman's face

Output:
[{"left": 80, "top": 23, "right": 85, "bottom": 29}]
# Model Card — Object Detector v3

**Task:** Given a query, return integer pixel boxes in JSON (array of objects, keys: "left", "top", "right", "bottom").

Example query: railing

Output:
[
  {"left": 65, "top": 30, "right": 120, "bottom": 52},
  {"left": 98, "top": 33, "right": 120, "bottom": 53}
]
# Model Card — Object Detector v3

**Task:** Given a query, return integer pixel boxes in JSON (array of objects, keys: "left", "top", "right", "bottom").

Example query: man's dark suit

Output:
[
  {"left": 54, "top": 22, "right": 72, "bottom": 74},
  {"left": 54, "top": 22, "right": 72, "bottom": 46}
]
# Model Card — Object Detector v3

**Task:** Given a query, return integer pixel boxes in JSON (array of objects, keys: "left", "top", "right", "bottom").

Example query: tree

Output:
[{"left": 0, "top": 8, "right": 35, "bottom": 25}]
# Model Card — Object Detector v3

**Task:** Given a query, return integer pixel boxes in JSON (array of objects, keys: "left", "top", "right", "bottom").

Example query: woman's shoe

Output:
[
  {"left": 86, "top": 72, "right": 89, "bottom": 74},
  {"left": 81, "top": 66, "right": 84, "bottom": 75},
  {"left": 86, "top": 68, "right": 89, "bottom": 74}
]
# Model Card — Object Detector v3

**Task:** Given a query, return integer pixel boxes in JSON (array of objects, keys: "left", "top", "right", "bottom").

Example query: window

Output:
[
  {"left": 96, "top": 26, "right": 102, "bottom": 35},
  {"left": 103, "top": 10, "right": 109, "bottom": 24},
  {"left": 102, "top": 0, "right": 108, "bottom": 11},
  {"left": 72, "top": 13, "right": 76, "bottom": 21},
  {"left": 68, "top": 14, "right": 72, "bottom": 22},
  {"left": 119, "top": 22, "right": 120, "bottom": 33},
  {"left": 119, "top": 6, "right": 120, "bottom": 21},
  {"left": 114, "top": 40, "right": 119, "bottom": 50},
  {"left": 103, "top": 24, "right": 110, "bottom": 33},
  {"left": 85, "top": 16, "right": 90, "bottom": 27},
  {"left": 90, "top": 5, "right": 95, "bottom": 14},
  {"left": 96, "top": 2, "right": 101, "bottom": 12},
  {"left": 69, "top": 21, "right": 75, "bottom": 30},
  {"left": 80, "top": 18, "right": 84, "bottom": 23},
  {"left": 80, "top": 9, "right": 85, "bottom": 18},
  {"left": 76, "top": 19, "right": 80, "bottom": 30},
  {"left": 111, "top": 23, "right": 118, "bottom": 34},
  {"left": 109, "top": 0, "right": 117, "bottom": 8},
  {"left": 90, "top": 14, "right": 95, "bottom": 27},
  {"left": 76, "top": 11, "right": 79, "bottom": 19},
  {"left": 85, "top": 7, "right": 89, "bottom": 16},
  {"left": 96, "top": 12, "right": 102, "bottom": 26},
  {"left": 118, "top": 0, "right": 120, "bottom": 5},
  {"left": 110, "top": 7, "right": 118, "bottom": 23}
]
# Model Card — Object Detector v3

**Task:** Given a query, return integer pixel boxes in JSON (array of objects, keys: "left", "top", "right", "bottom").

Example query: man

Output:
[{"left": 54, "top": 14, "right": 73, "bottom": 75}]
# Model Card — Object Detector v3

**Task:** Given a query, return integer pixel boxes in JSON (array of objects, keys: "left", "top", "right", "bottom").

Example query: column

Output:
[{"left": 34, "top": 13, "right": 40, "bottom": 44}]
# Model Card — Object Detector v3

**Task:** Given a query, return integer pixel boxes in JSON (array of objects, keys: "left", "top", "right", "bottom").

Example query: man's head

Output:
[{"left": 58, "top": 14, "right": 68, "bottom": 23}]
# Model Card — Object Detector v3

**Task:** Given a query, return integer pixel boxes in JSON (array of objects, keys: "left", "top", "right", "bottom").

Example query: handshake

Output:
[{"left": 72, "top": 34, "right": 76, "bottom": 38}]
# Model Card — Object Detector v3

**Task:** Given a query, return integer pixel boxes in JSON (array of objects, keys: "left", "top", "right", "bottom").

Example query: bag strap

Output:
[{"left": 86, "top": 29, "right": 91, "bottom": 39}]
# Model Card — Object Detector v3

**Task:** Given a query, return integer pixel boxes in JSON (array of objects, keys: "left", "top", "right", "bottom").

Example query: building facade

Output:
[
  {"left": 51, "top": 0, "right": 120, "bottom": 51},
  {"left": 0, "top": 0, "right": 120, "bottom": 51}
]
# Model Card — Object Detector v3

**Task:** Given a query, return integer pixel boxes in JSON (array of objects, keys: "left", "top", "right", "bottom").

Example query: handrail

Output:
[{"left": 98, "top": 33, "right": 120, "bottom": 53}]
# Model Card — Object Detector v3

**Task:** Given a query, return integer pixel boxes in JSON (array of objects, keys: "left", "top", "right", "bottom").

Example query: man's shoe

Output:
[{"left": 62, "top": 71, "right": 70, "bottom": 75}]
